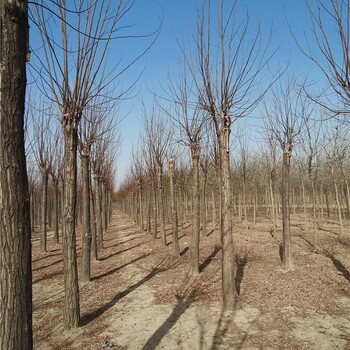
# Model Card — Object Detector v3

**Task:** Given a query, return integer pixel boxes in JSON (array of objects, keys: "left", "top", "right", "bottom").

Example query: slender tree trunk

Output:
[
  {"left": 62, "top": 125, "right": 80, "bottom": 329},
  {"left": 282, "top": 152, "right": 292, "bottom": 270},
  {"left": 212, "top": 191, "right": 216, "bottom": 229},
  {"left": 324, "top": 186, "right": 330, "bottom": 218},
  {"left": 269, "top": 172, "right": 276, "bottom": 233},
  {"left": 218, "top": 127, "right": 236, "bottom": 310},
  {"left": 157, "top": 165, "right": 166, "bottom": 245},
  {"left": 242, "top": 178, "right": 248, "bottom": 230},
  {"left": 169, "top": 161, "right": 180, "bottom": 256},
  {"left": 90, "top": 179, "right": 98, "bottom": 261},
  {"left": 201, "top": 172, "right": 208, "bottom": 236},
  {"left": 95, "top": 176, "right": 103, "bottom": 250},
  {"left": 331, "top": 166, "right": 344, "bottom": 235},
  {"left": 147, "top": 185, "right": 152, "bottom": 234},
  {"left": 190, "top": 151, "right": 200, "bottom": 276},
  {"left": 40, "top": 169, "right": 48, "bottom": 252},
  {"left": 311, "top": 179, "right": 317, "bottom": 249},
  {"left": 52, "top": 178, "right": 59, "bottom": 243},
  {"left": 152, "top": 179, "right": 157, "bottom": 239},
  {"left": 138, "top": 182, "right": 144, "bottom": 232},
  {"left": 302, "top": 179, "right": 307, "bottom": 230},
  {"left": 0, "top": 1, "right": 33, "bottom": 347},
  {"left": 344, "top": 180, "right": 350, "bottom": 219},
  {"left": 81, "top": 154, "right": 92, "bottom": 282},
  {"left": 30, "top": 190, "right": 35, "bottom": 233}
]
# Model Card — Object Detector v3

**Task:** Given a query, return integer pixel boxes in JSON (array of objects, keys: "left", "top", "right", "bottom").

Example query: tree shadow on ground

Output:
[
  {"left": 99, "top": 242, "right": 146, "bottom": 261},
  {"left": 207, "top": 229, "right": 215, "bottom": 237},
  {"left": 199, "top": 244, "right": 221, "bottom": 273},
  {"left": 33, "top": 270, "right": 62, "bottom": 284},
  {"left": 296, "top": 234, "right": 314, "bottom": 248},
  {"left": 180, "top": 246, "right": 189, "bottom": 256},
  {"left": 325, "top": 252, "right": 350, "bottom": 283},
  {"left": 235, "top": 253, "right": 248, "bottom": 295},
  {"left": 32, "top": 258, "right": 63, "bottom": 272},
  {"left": 104, "top": 235, "right": 141, "bottom": 247},
  {"left": 141, "top": 288, "right": 197, "bottom": 350},
  {"left": 81, "top": 266, "right": 165, "bottom": 326},
  {"left": 92, "top": 253, "right": 151, "bottom": 281},
  {"left": 210, "top": 298, "right": 239, "bottom": 350},
  {"left": 32, "top": 251, "right": 62, "bottom": 264}
]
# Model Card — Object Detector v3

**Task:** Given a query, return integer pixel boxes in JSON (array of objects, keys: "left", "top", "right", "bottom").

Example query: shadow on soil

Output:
[
  {"left": 92, "top": 253, "right": 151, "bottom": 281},
  {"left": 326, "top": 252, "right": 350, "bottom": 283},
  {"left": 32, "top": 250, "right": 62, "bottom": 264},
  {"left": 104, "top": 235, "right": 142, "bottom": 248},
  {"left": 81, "top": 266, "right": 166, "bottom": 326},
  {"left": 32, "top": 258, "right": 63, "bottom": 272},
  {"left": 99, "top": 242, "right": 146, "bottom": 261},
  {"left": 200, "top": 244, "right": 221, "bottom": 273},
  {"left": 141, "top": 289, "right": 197, "bottom": 350},
  {"left": 235, "top": 253, "right": 248, "bottom": 295},
  {"left": 33, "top": 270, "right": 62, "bottom": 284}
]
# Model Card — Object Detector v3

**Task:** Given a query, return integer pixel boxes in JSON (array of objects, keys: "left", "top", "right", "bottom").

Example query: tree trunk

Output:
[
  {"left": 212, "top": 191, "right": 216, "bottom": 229},
  {"left": 81, "top": 154, "right": 92, "bottom": 282},
  {"left": 218, "top": 127, "right": 236, "bottom": 310},
  {"left": 331, "top": 166, "right": 344, "bottom": 235},
  {"left": 157, "top": 165, "right": 166, "bottom": 245},
  {"left": 95, "top": 176, "right": 103, "bottom": 250},
  {"left": 0, "top": 1, "right": 33, "bottom": 347},
  {"left": 282, "top": 152, "right": 292, "bottom": 270},
  {"left": 302, "top": 179, "right": 307, "bottom": 230},
  {"left": 147, "top": 185, "right": 152, "bottom": 234},
  {"left": 138, "top": 182, "right": 144, "bottom": 232},
  {"left": 190, "top": 151, "right": 200, "bottom": 276},
  {"left": 169, "top": 161, "right": 180, "bottom": 256},
  {"left": 62, "top": 125, "right": 80, "bottom": 329},
  {"left": 152, "top": 179, "right": 157, "bottom": 239},
  {"left": 201, "top": 172, "right": 208, "bottom": 236},
  {"left": 344, "top": 180, "right": 350, "bottom": 219},
  {"left": 52, "top": 178, "right": 60, "bottom": 243},
  {"left": 40, "top": 169, "right": 49, "bottom": 252},
  {"left": 90, "top": 177, "right": 98, "bottom": 261}
]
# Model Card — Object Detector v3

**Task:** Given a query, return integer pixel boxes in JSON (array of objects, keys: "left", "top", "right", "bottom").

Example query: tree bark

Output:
[
  {"left": 95, "top": 176, "right": 103, "bottom": 250},
  {"left": 0, "top": 1, "right": 33, "bottom": 347},
  {"left": 190, "top": 151, "right": 200, "bottom": 276},
  {"left": 282, "top": 152, "right": 292, "bottom": 270},
  {"left": 331, "top": 165, "right": 344, "bottom": 236},
  {"left": 169, "top": 161, "right": 180, "bottom": 256},
  {"left": 157, "top": 165, "right": 166, "bottom": 245},
  {"left": 218, "top": 127, "right": 236, "bottom": 310},
  {"left": 62, "top": 125, "right": 80, "bottom": 329},
  {"left": 152, "top": 179, "right": 157, "bottom": 239},
  {"left": 52, "top": 178, "right": 60, "bottom": 243},
  {"left": 81, "top": 154, "right": 92, "bottom": 282},
  {"left": 40, "top": 168, "right": 49, "bottom": 252},
  {"left": 138, "top": 182, "right": 144, "bottom": 232}
]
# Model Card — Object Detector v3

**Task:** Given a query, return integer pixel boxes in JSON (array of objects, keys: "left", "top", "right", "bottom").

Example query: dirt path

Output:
[{"left": 32, "top": 211, "right": 350, "bottom": 349}]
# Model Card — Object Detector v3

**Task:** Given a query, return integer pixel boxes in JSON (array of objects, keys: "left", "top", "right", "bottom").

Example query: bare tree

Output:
[
  {"left": 142, "top": 101, "right": 171, "bottom": 246},
  {"left": 168, "top": 157, "right": 180, "bottom": 256},
  {"left": 79, "top": 103, "right": 117, "bottom": 281},
  {"left": 298, "top": 111, "right": 324, "bottom": 248},
  {"left": 187, "top": 0, "right": 274, "bottom": 309},
  {"left": 164, "top": 61, "right": 208, "bottom": 274},
  {"left": 31, "top": 0, "right": 159, "bottom": 329},
  {"left": 324, "top": 124, "right": 348, "bottom": 235},
  {"left": 263, "top": 77, "right": 307, "bottom": 270},
  {"left": 0, "top": 1, "right": 32, "bottom": 348},
  {"left": 296, "top": 0, "right": 350, "bottom": 117}
]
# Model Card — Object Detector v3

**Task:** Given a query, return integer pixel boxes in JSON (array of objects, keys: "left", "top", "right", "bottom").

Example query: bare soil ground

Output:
[{"left": 32, "top": 210, "right": 350, "bottom": 349}]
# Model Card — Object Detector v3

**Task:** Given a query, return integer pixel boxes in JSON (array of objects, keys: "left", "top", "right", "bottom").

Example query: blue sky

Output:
[
  {"left": 28, "top": 0, "right": 338, "bottom": 185},
  {"left": 115, "top": 0, "right": 328, "bottom": 183}
]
